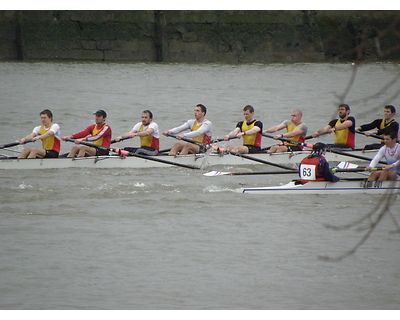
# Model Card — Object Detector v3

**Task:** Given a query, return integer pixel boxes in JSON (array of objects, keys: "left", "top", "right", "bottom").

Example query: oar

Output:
[
  {"left": 331, "top": 167, "right": 384, "bottom": 173},
  {"left": 158, "top": 148, "right": 172, "bottom": 154},
  {"left": 327, "top": 148, "right": 386, "bottom": 164},
  {"left": 65, "top": 139, "right": 200, "bottom": 169},
  {"left": 355, "top": 130, "right": 383, "bottom": 140},
  {"left": 111, "top": 136, "right": 131, "bottom": 144},
  {"left": 166, "top": 134, "right": 237, "bottom": 147},
  {"left": 262, "top": 133, "right": 313, "bottom": 149},
  {"left": 111, "top": 136, "right": 171, "bottom": 154},
  {"left": 204, "top": 170, "right": 298, "bottom": 176},
  {"left": 210, "top": 137, "right": 238, "bottom": 143},
  {"left": 166, "top": 133, "right": 208, "bottom": 148},
  {"left": 203, "top": 166, "right": 384, "bottom": 177},
  {"left": 0, "top": 139, "right": 32, "bottom": 149},
  {"left": 305, "top": 131, "right": 330, "bottom": 140},
  {"left": 211, "top": 146, "right": 297, "bottom": 171}
]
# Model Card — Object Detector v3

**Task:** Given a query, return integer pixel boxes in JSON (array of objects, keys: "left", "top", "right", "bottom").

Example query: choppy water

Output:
[{"left": 1, "top": 62, "right": 400, "bottom": 309}]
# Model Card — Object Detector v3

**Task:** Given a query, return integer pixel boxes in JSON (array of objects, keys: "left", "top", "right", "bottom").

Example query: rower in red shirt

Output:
[{"left": 62, "top": 110, "right": 112, "bottom": 157}]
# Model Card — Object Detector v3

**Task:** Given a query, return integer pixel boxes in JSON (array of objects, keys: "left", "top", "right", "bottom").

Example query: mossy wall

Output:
[{"left": 1, "top": 10, "right": 399, "bottom": 63}]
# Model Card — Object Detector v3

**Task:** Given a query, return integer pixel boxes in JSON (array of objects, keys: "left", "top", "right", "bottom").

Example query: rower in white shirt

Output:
[{"left": 366, "top": 131, "right": 400, "bottom": 182}]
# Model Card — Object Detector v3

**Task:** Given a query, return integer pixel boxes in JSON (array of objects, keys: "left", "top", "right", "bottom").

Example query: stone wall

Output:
[{"left": 0, "top": 10, "right": 399, "bottom": 63}]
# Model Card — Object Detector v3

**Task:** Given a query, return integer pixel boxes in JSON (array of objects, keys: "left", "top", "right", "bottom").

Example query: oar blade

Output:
[
  {"left": 336, "top": 161, "right": 359, "bottom": 169},
  {"left": 203, "top": 171, "right": 231, "bottom": 176}
]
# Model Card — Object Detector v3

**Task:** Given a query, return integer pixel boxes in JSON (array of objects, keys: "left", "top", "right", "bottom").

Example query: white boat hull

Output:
[
  {"left": 0, "top": 149, "right": 382, "bottom": 170},
  {"left": 239, "top": 179, "right": 400, "bottom": 195}
]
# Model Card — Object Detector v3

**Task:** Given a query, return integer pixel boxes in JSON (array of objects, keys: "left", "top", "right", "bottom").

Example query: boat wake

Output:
[{"left": 203, "top": 185, "right": 237, "bottom": 193}]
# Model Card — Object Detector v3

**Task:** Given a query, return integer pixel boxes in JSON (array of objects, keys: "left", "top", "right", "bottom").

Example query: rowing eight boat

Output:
[
  {"left": 0, "top": 148, "right": 385, "bottom": 170},
  {"left": 238, "top": 179, "right": 400, "bottom": 195}
]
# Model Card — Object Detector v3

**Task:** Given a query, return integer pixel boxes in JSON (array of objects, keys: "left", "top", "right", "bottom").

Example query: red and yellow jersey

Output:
[
  {"left": 72, "top": 124, "right": 112, "bottom": 147},
  {"left": 333, "top": 118, "right": 355, "bottom": 149},
  {"left": 284, "top": 121, "right": 306, "bottom": 149},
  {"left": 139, "top": 124, "right": 159, "bottom": 150},
  {"left": 38, "top": 125, "right": 61, "bottom": 153},
  {"left": 191, "top": 120, "right": 212, "bottom": 144},
  {"left": 239, "top": 120, "right": 263, "bottom": 147}
]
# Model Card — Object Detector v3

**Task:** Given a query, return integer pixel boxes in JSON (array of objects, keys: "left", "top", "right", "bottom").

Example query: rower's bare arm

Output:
[
  {"left": 312, "top": 125, "right": 330, "bottom": 137},
  {"left": 250, "top": 126, "right": 261, "bottom": 134},
  {"left": 286, "top": 128, "right": 303, "bottom": 138},
  {"left": 137, "top": 128, "right": 154, "bottom": 137},
  {"left": 20, "top": 132, "right": 36, "bottom": 143},
  {"left": 225, "top": 128, "right": 240, "bottom": 140},
  {"left": 335, "top": 119, "right": 353, "bottom": 130},
  {"left": 116, "top": 131, "right": 134, "bottom": 141},
  {"left": 263, "top": 124, "right": 284, "bottom": 134},
  {"left": 32, "top": 130, "right": 54, "bottom": 142}
]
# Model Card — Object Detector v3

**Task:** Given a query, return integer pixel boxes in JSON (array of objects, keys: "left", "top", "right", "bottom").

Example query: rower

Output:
[
  {"left": 222, "top": 105, "right": 263, "bottom": 154},
  {"left": 299, "top": 142, "right": 339, "bottom": 183},
  {"left": 18, "top": 109, "right": 61, "bottom": 159},
  {"left": 263, "top": 109, "right": 308, "bottom": 153},
  {"left": 356, "top": 105, "right": 399, "bottom": 150},
  {"left": 114, "top": 110, "right": 160, "bottom": 156},
  {"left": 365, "top": 132, "right": 400, "bottom": 182},
  {"left": 162, "top": 104, "right": 212, "bottom": 155},
  {"left": 311, "top": 104, "right": 355, "bottom": 150},
  {"left": 61, "top": 110, "right": 112, "bottom": 158}
]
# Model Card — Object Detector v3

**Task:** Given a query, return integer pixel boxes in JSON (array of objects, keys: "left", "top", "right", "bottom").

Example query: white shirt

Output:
[
  {"left": 131, "top": 121, "right": 159, "bottom": 138},
  {"left": 369, "top": 143, "right": 400, "bottom": 174},
  {"left": 33, "top": 123, "right": 61, "bottom": 140},
  {"left": 169, "top": 119, "right": 213, "bottom": 139}
]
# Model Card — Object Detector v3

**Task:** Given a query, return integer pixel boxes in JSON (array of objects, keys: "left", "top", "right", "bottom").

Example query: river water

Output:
[{"left": 1, "top": 62, "right": 400, "bottom": 310}]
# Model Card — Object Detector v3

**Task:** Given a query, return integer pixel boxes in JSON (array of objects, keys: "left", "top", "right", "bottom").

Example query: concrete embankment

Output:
[{"left": 1, "top": 10, "right": 399, "bottom": 63}]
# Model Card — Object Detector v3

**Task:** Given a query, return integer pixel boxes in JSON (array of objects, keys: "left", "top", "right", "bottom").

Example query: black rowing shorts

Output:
[
  {"left": 44, "top": 150, "right": 59, "bottom": 158},
  {"left": 245, "top": 145, "right": 262, "bottom": 154},
  {"left": 96, "top": 149, "right": 109, "bottom": 156}
]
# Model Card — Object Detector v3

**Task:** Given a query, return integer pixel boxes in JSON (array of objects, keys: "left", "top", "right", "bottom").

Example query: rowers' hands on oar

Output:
[
  {"left": 61, "top": 135, "right": 74, "bottom": 142},
  {"left": 272, "top": 134, "right": 283, "bottom": 140},
  {"left": 30, "top": 136, "right": 41, "bottom": 143},
  {"left": 19, "top": 138, "right": 33, "bottom": 145},
  {"left": 355, "top": 130, "right": 383, "bottom": 140},
  {"left": 262, "top": 133, "right": 313, "bottom": 149},
  {"left": 311, "top": 132, "right": 321, "bottom": 138},
  {"left": 211, "top": 136, "right": 238, "bottom": 143},
  {"left": 164, "top": 133, "right": 207, "bottom": 148},
  {"left": 383, "top": 164, "right": 396, "bottom": 171},
  {"left": 64, "top": 137, "right": 89, "bottom": 145},
  {"left": 223, "top": 134, "right": 237, "bottom": 141},
  {"left": 163, "top": 131, "right": 193, "bottom": 145},
  {"left": 112, "top": 136, "right": 133, "bottom": 143},
  {"left": 355, "top": 128, "right": 377, "bottom": 137},
  {"left": 73, "top": 138, "right": 87, "bottom": 144},
  {"left": 62, "top": 136, "right": 90, "bottom": 144},
  {"left": 165, "top": 133, "right": 185, "bottom": 140},
  {"left": 306, "top": 131, "right": 330, "bottom": 140}
]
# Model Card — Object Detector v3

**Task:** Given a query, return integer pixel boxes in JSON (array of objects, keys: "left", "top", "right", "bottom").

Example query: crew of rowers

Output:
[{"left": 16, "top": 104, "right": 400, "bottom": 181}]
